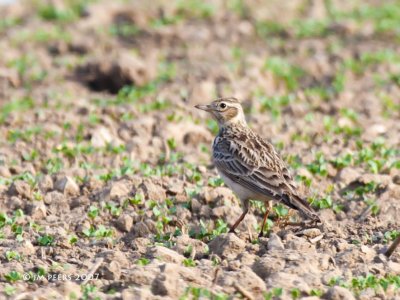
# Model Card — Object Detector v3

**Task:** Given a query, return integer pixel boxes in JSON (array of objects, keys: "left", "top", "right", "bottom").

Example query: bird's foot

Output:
[{"left": 229, "top": 228, "right": 237, "bottom": 234}]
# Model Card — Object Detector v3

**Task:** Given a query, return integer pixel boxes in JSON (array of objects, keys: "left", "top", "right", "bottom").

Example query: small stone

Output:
[
  {"left": 337, "top": 167, "right": 362, "bottom": 186},
  {"left": 147, "top": 246, "right": 185, "bottom": 264},
  {"left": 110, "top": 180, "right": 131, "bottom": 200},
  {"left": 131, "top": 237, "right": 150, "bottom": 253},
  {"left": 301, "top": 228, "right": 322, "bottom": 238},
  {"left": 336, "top": 241, "right": 349, "bottom": 252},
  {"left": 151, "top": 263, "right": 185, "bottom": 298},
  {"left": 252, "top": 255, "right": 286, "bottom": 279},
  {"left": 70, "top": 196, "right": 90, "bottom": 209},
  {"left": 266, "top": 272, "right": 310, "bottom": 294},
  {"left": 91, "top": 126, "right": 114, "bottom": 148},
  {"left": 6, "top": 196, "right": 24, "bottom": 210},
  {"left": 387, "top": 261, "right": 400, "bottom": 273},
  {"left": 165, "top": 178, "right": 184, "bottom": 195},
  {"left": 208, "top": 233, "right": 246, "bottom": 259},
  {"left": 0, "top": 166, "right": 11, "bottom": 177},
  {"left": 97, "top": 250, "right": 130, "bottom": 267},
  {"left": 54, "top": 176, "right": 79, "bottom": 196},
  {"left": 8, "top": 180, "right": 32, "bottom": 199},
  {"left": 215, "top": 267, "right": 266, "bottom": 297},
  {"left": 99, "top": 261, "right": 121, "bottom": 280},
  {"left": 115, "top": 214, "right": 133, "bottom": 232},
  {"left": 39, "top": 175, "right": 53, "bottom": 192},
  {"left": 325, "top": 286, "right": 355, "bottom": 300},
  {"left": 60, "top": 281, "right": 82, "bottom": 299},
  {"left": 126, "top": 266, "right": 158, "bottom": 286},
  {"left": 267, "top": 233, "right": 284, "bottom": 251},
  {"left": 286, "top": 236, "right": 314, "bottom": 252},
  {"left": 122, "top": 287, "right": 153, "bottom": 300},
  {"left": 198, "top": 165, "right": 207, "bottom": 174},
  {"left": 360, "top": 245, "right": 376, "bottom": 261},
  {"left": 45, "top": 191, "right": 70, "bottom": 216},
  {"left": 76, "top": 220, "right": 91, "bottom": 235},
  {"left": 183, "top": 127, "right": 213, "bottom": 145},
  {"left": 132, "top": 221, "right": 151, "bottom": 237},
  {"left": 203, "top": 187, "right": 235, "bottom": 205},
  {"left": 140, "top": 179, "right": 166, "bottom": 202},
  {"left": 173, "top": 234, "right": 209, "bottom": 259},
  {"left": 25, "top": 201, "right": 47, "bottom": 220},
  {"left": 212, "top": 206, "right": 244, "bottom": 227},
  {"left": 16, "top": 240, "right": 35, "bottom": 256}
]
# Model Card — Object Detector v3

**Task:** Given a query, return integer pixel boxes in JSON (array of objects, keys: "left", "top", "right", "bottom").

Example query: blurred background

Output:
[
  {"left": 0, "top": 0, "right": 399, "bottom": 298},
  {"left": 0, "top": 0, "right": 399, "bottom": 177}
]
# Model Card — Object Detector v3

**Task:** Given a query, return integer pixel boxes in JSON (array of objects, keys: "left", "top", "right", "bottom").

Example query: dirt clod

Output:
[{"left": 0, "top": 0, "right": 399, "bottom": 298}]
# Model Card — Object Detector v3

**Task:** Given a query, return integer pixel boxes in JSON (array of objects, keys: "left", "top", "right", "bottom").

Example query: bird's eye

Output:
[{"left": 219, "top": 103, "right": 226, "bottom": 109}]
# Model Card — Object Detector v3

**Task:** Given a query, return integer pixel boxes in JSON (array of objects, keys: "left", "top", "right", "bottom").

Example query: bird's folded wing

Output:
[
  {"left": 213, "top": 138, "right": 291, "bottom": 201},
  {"left": 214, "top": 138, "right": 319, "bottom": 220}
]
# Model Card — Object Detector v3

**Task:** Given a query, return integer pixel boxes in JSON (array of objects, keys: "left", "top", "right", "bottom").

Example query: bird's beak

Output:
[{"left": 195, "top": 104, "right": 212, "bottom": 111}]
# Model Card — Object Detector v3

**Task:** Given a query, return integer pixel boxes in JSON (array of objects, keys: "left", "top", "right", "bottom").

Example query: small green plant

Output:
[
  {"left": 109, "top": 23, "right": 139, "bottom": 37},
  {"left": 167, "top": 138, "right": 177, "bottom": 151},
  {"left": 273, "top": 204, "right": 289, "bottom": 218},
  {"left": 87, "top": 206, "right": 99, "bottom": 219},
  {"left": 176, "top": 0, "right": 215, "bottom": 19},
  {"left": 310, "top": 289, "right": 324, "bottom": 297},
  {"left": 293, "top": 19, "right": 330, "bottom": 38},
  {"left": 206, "top": 119, "right": 219, "bottom": 135},
  {"left": 264, "top": 287, "right": 283, "bottom": 300},
  {"left": 5, "top": 250, "right": 21, "bottom": 261},
  {"left": 0, "top": 97, "right": 34, "bottom": 124},
  {"left": 264, "top": 57, "right": 304, "bottom": 91},
  {"left": 37, "top": 234, "right": 54, "bottom": 246},
  {"left": 105, "top": 203, "right": 121, "bottom": 217},
  {"left": 258, "top": 93, "right": 295, "bottom": 119},
  {"left": 183, "top": 258, "right": 196, "bottom": 267},
  {"left": 383, "top": 230, "right": 400, "bottom": 243},
  {"left": 136, "top": 258, "right": 151, "bottom": 266},
  {"left": 181, "top": 286, "right": 229, "bottom": 300},
  {"left": 129, "top": 194, "right": 143, "bottom": 206},
  {"left": 307, "top": 153, "right": 328, "bottom": 177},
  {"left": 4, "top": 271, "right": 22, "bottom": 282},
  {"left": 37, "top": 1, "right": 86, "bottom": 23},
  {"left": 68, "top": 235, "right": 78, "bottom": 245},
  {"left": 82, "top": 225, "right": 114, "bottom": 238},
  {"left": 81, "top": 284, "right": 98, "bottom": 300},
  {"left": 208, "top": 177, "right": 224, "bottom": 187},
  {"left": 310, "top": 194, "right": 343, "bottom": 213},
  {"left": 331, "top": 153, "right": 353, "bottom": 169},
  {"left": 4, "top": 284, "right": 17, "bottom": 296},
  {"left": 290, "top": 288, "right": 301, "bottom": 299},
  {"left": 193, "top": 219, "right": 228, "bottom": 241},
  {"left": 256, "top": 20, "right": 285, "bottom": 37},
  {"left": 329, "top": 273, "right": 400, "bottom": 296}
]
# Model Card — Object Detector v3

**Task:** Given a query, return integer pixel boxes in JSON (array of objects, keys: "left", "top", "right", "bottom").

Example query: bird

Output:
[{"left": 195, "top": 97, "right": 321, "bottom": 237}]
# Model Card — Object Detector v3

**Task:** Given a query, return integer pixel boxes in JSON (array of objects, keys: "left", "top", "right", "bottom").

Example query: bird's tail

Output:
[{"left": 283, "top": 193, "right": 321, "bottom": 223}]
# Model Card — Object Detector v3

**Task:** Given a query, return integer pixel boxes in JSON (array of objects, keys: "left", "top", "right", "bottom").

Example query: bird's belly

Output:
[{"left": 217, "top": 170, "right": 255, "bottom": 200}]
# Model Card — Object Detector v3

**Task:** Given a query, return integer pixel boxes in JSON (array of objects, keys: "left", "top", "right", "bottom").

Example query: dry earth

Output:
[{"left": 0, "top": 0, "right": 400, "bottom": 299}]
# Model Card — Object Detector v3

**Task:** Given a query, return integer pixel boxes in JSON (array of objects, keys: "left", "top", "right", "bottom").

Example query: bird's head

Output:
[{"left": 195, "top": 97, "right": 246, "bottom": 128}]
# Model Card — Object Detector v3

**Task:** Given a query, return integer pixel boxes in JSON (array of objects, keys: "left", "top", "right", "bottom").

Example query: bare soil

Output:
[{"left": 0, "top": 0, "right": 399, "bottom": 299}]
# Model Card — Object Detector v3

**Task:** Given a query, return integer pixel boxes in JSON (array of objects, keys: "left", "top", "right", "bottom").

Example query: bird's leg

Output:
[
  {"left": 258, "top": 201, "right": 271, "bottom": 238},
  {"left": 229, "top": 208, "right": 249, "bottom": 233},
  {"left": 385, "top": 234, "right": 400, "bottom": 258}
]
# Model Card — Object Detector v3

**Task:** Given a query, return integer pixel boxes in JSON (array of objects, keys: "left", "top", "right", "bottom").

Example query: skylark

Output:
[{"left": 195, "top": 97, "right": 321, "bottom": 237}]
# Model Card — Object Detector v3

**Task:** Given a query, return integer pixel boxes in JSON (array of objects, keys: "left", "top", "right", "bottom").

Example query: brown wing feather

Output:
[{"left": 213, "top": 132, "right": 320, "bottom": 221}]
